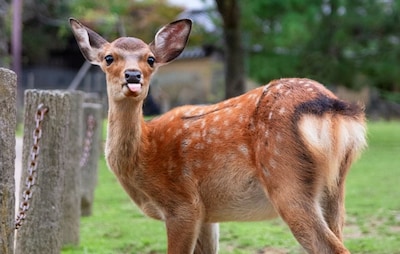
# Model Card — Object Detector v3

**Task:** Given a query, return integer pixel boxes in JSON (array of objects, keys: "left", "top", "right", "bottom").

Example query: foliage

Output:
[
  {"left": 68, "top": 0, "right": 183, "bottom": 43},
  {"left": 240, "top": 0, "right": 400, "bottom": 92},
  {"left": 62, "top": 121, "right": 400, "bottom": 253},
  {"left": 17, "top": 0, "right": 188, "bottom": 65},
  {"left": 10, "top": 0, "right": 400, "bottom": 94}
]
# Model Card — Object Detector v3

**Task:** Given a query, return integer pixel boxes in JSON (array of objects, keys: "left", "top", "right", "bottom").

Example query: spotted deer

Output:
[{"left": 70, "top": 18, "right": 366, "bottom": 254}]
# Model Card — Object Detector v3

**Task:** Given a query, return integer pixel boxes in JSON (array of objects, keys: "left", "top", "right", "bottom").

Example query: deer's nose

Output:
[{"left": 125, "top": 70, "right": 142, "bottom": 83}]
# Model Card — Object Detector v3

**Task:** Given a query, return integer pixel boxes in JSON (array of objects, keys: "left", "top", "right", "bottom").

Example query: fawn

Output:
[{"left": 70, "top": 18, "right": 366, "bottom": 254}]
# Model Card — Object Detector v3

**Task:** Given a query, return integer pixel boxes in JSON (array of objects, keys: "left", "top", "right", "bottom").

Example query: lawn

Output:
[{"left": 62, "top": 121, "right": 400, "bottom": 254}]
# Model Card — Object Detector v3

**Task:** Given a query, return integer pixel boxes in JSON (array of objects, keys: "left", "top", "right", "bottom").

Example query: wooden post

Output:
[
  {"left": 61, "top": 91, "right": 83, "bottom": 246},
  {"left": 15, "top": 90, "right": 71, "bottom": 254},
  {"left": 0, "top": 68, "right": 17, "bottom": 254},
  {"left": 80, "top": 102, "right": 102, "bottom": 216}
]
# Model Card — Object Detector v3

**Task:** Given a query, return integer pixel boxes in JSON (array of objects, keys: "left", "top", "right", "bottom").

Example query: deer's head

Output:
[{"left": 70, "top": 18, "right": 192, "bottom": 102}]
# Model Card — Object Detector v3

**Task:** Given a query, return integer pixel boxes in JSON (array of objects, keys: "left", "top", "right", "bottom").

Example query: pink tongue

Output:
[{"left": 127, "top": 83, "right": 141, "bottom": 93}]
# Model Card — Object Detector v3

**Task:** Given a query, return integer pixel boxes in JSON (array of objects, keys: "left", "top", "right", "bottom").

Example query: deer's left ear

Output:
[
  {"left": 69, "top": 18, "right": 109, "bottom": 66},
  {"left": 149, "top": 19, "right": 192, "bottom": 64}
]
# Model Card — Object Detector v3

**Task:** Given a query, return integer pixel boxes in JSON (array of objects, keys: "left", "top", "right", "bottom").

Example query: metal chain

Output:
[
  {"left": 15, "top": 103, "right": 49, "bottom": 230},
  {"left": 79, "top": 114, "right": 96, "bottom": 168}
]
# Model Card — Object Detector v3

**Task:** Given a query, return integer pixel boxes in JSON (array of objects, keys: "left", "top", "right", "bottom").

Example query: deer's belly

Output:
[{"left": 200, "top": 173, "right": 278, "bottom": 223}]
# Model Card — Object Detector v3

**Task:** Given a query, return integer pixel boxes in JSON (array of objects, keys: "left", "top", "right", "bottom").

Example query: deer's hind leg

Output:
[
  {"left": 320, "top": 151, "right": 355, "bottom": 241},
  {"left": 262, "top": 169, "right": 350, "bottom": 254},
  {"left": 257, "top": 140, "right": 350, "bottom": 254},
  {"left": 193, "top": 223, "right": 219, "bottom": 254}
]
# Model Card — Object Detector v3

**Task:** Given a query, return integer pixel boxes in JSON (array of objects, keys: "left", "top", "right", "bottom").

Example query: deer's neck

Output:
[{"left": 105, "top": 99, "right": 149, "bottom": 177}]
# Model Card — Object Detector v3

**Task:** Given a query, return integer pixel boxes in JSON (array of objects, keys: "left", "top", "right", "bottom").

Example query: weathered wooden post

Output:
[
  {"left": 80, "top": 102, "right": 102, "bottom": 216},
  {"left": 61, "top": 91, "right": 83, "bottom": 246},
  {"left": 15, "top": 90, "right": 71, "bottom": 254},
  {"left": 0, "top": 68, "right": 17, "bottom": 254}
]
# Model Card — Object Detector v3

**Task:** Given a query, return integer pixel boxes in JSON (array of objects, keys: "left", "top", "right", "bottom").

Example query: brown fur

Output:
[{"left": 70, "top": 18, "right": 367, "bottom": 254}]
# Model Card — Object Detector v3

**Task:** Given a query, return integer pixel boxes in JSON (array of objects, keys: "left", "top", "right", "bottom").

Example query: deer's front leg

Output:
[{"left": 165, "top": 212, "right": 202, "bottom": 254}]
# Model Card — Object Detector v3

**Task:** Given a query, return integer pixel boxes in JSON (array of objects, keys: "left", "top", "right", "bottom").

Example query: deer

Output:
[{"left": 70, "top": 17, "right": 367, "bottom": 254}]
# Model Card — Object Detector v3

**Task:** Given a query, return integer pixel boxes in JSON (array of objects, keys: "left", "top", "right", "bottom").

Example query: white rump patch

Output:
[
  {"left": 298, "top": 114, "right": 367, "bottom": 190},
  {"left": 299, "top": 115, "right": 332, "bottom": 154}
]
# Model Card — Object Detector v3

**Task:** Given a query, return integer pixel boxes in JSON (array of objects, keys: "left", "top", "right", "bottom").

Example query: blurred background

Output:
[{"left": 1, "top": 0, "right": 400, "bottom": 119}]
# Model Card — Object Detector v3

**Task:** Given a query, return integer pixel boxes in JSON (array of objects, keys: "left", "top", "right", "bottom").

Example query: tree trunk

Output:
[{"left": 215, "top": 0, "right": 246, "bottom": 99}]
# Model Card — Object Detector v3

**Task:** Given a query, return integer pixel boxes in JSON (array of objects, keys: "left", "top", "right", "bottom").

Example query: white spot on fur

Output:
[
  {"left": 268, "top": 112, "right": 273, "bottom": 120},
  {"left": 269, "top": 158, "right": 277, "bottom": 168},
  {"left": 209, "top": 127, "right": 220, "bottom": 135},
  {"left": 238, "top": 144, "right": 249, "bottom": 156},
  {"left": 238, "top": 114, "right": 245, "bottom": 123},
  {"left": 276, "top": 132, "right": 282, "bottom": 143},
  {"left": 225, "top": 108, "right": 233, "bottom": 114},
  {"left": 194, "top": 143, "right": 205, "bottom": 150},
  {"left": 248, "top": 93, "right": 257, "bottom": 100},
  {"left": 173, "top": 129, "right": 182, "bottom": 138},
  {"left": 183, "top": 122, "right": 190, "bottom": 129},
  {"left": 192, "top": 131, "right": 201, "bottom": 139},
  {"left": 200, "top": 119, "right": 206, "bottom": 129},
  {"left": 262, "top": 164, "right": 270, "bottom": 177},
  {"left": 181, "top": 139, "right": 192, "bottom": 150},
  {"left": 279, "top": 107, "right": 286, "bottom": 115}
]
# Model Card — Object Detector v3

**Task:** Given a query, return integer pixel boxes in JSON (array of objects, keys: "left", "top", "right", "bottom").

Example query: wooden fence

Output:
[{"left": 0, "top": 68, "right": 102, "bottom": 253}]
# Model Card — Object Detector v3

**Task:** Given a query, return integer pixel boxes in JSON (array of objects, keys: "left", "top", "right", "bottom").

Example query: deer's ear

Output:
[
  {"left": 149, "top": 19, "right": 192, "bottom": 64},
  {"left": 69, "top": 18, "right": 108, "bottom": 66}
]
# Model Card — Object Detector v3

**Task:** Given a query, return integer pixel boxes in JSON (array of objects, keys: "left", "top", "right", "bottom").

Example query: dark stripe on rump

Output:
[{"left": 294, "top": 94, "right": 363, "bottom": 120}]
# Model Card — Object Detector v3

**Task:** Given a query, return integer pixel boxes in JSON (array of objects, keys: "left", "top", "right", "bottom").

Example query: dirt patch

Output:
[
  {"left": 257, "top": 247, "right": 290, "bottom": 254},
  {"left": 344, "top": 211, "right": 400, "bottom": 239}
]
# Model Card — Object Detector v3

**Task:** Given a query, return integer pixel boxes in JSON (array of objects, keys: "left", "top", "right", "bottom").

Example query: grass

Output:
[{"left": 62, "top": 121, "right": 400, "bottom": 254}]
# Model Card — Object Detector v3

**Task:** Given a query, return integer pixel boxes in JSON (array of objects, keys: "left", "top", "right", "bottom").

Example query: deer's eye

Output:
[
  {"left": 147, "top": 56, "right": 155, "bottom": 67},
  {"left": 105, "top": 55, "right": 114, "bottom": 66}
]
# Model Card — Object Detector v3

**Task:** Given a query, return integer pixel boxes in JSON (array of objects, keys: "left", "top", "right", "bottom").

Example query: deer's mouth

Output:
[{"left": 122, "top": 83, "right": 142, "bottom": 97}]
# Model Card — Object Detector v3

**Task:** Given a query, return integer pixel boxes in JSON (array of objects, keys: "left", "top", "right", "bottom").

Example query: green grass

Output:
[{"left": 62, "top": 121, "right": 400, "bottom": 254}]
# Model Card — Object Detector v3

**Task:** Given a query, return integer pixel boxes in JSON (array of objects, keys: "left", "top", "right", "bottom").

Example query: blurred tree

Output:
[
  {"left": 0, "top": 0, "right": 10, "bottom": 67},
  {"left": 215, "top": 0, "right": 246, "bottom": 98},
  {"left": 68, "top": 0, "right": 182, "bottom": 42},
  {"left": 240, "top": 0, "right": 400, "bottom": 97},
  {"left": 18, "top": 0, "right": 190, "bottom": 66},
  {"left": 21, "top": 0, "right": 70, "bottom": 65}
]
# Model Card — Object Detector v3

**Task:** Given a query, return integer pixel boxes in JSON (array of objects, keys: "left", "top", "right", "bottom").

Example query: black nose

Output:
[{"left": 125, "top": 70, "right": 142, "bottom": 83}]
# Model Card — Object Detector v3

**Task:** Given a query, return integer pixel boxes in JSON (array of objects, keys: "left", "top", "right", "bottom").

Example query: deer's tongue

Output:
[{"left": 127, "top": 83, "right": 141, "bottom": 93}]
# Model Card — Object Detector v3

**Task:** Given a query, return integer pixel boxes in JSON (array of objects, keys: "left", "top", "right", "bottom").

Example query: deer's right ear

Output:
[{"left": 69, "top": 18, "right": 108, "bottom": 66}]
